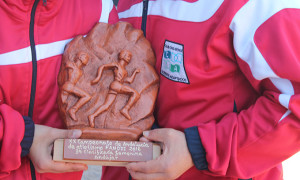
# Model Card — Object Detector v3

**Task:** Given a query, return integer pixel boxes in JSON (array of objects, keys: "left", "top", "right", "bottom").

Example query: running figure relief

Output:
[
  {"left": 88, "top": 50, "right": 140, "bottom": 128},
  {"left": 57, "top": 22, "right": 159, "bottom": 140},
  {"left": 61, "top": 52, "right": 91, "bottom": 121}
]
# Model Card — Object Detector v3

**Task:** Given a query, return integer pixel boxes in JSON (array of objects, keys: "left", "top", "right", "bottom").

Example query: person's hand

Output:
[
  {"left": 126, "top": 128, "right": 194, "bottom": 180},
  {"left": 29, "top": 124, "right": 88, "bottom": 173}
]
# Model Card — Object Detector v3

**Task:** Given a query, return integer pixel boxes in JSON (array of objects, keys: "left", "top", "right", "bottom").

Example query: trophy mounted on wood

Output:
[{"left": 53, "top": 22, "right": 160, "bottom": 166}]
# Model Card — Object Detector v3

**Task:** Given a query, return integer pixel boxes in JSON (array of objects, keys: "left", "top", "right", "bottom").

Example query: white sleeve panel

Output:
[
  {"left": 230, "top": 0, "right": 300, "bottom": 115},
  {"left": 119, "top": 0, "right": 224, "bottom": 22},
  {"left": 99, "top": 0, "right": 114, "bottom": 23}
]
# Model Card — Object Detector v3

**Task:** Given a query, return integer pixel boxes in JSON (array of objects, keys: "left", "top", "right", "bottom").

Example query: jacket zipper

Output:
[
  {"left": 28, "top": 0, "right": 40, "bottom": 179},
  {"left": 141, "top": 0, "right": 149, "bottom": 37}
]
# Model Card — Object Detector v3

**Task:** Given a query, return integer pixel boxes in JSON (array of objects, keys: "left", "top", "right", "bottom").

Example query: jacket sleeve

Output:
[
  {"left": 0, "top": 104, "right": 26, "bottom": 178},
  {"left": 185, "top": 4, "right": 300, "bottom": 179},
  {"left": 100, "top": 0, "right": 119, "bottom": 24},
  {"left": 108, "top": 3, "right": 119, "bottom": 24}
]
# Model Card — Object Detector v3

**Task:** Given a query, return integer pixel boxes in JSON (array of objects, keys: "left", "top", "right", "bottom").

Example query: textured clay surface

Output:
[{"left": 57, "top": 22, "right": 159, "bottom": 141}]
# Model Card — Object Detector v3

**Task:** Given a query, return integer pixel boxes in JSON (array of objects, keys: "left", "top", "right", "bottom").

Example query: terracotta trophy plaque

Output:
[{"left": 53, "top": 22, "right": 160, "bottom": 166}]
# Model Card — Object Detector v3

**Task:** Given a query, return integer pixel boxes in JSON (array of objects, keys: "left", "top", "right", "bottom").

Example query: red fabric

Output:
[
  {"left": 102, "top": 0, "right": 300, "bottom": 179},
  {"left": 0, "top": 0, "right": 118, "bottom": 179},
  {"left": 0, "top": 105, "right": 24, "bottom": 178},
  {"left": 255, "top": 9, "right": 300, "bottom": 81},
  {"left": 102, "top": 167, "right": 129, "bottom": 180}
]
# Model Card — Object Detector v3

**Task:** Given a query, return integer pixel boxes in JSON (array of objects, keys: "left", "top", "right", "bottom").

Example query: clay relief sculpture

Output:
[
  {"left": 57, "top": 22, "right": 159, "bottom": 141},
  {"left": 88, "top": 50, "right": 140, "bottom": 128},
  {"left": 61, "top": 52, "right": 91, "bottom": 121}
]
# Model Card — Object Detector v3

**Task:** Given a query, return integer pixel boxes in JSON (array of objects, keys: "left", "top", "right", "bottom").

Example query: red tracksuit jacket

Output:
[
  {"left": 102, "top": 0, "right": 300, "bottom": 179},
  {"left": 0, "top": 0, "right": 118, "bottom": 179}
]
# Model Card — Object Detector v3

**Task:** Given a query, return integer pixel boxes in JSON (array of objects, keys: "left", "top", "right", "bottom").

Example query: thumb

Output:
[
  {"left": 55, "top": 129, "right": 82, "bottom": 139},
  {"left": 66, "top": 129, "right": 82, "bottom": 139},
  {"left": 142, "top": 129, "right": 170, "bottom": 142}
]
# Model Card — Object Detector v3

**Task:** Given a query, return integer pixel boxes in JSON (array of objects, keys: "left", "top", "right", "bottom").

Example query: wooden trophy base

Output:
[{"left": 53, "top": 139, "right": 161, "bottom": 166}]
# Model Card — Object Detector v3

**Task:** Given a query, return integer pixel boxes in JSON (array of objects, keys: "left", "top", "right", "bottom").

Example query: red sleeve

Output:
[
  {"left": 198, "top": 5, "right": 300, "bottom": 178},
  {"left": 108, "top": 5, "right": 119, "bottom": 24},
  {"left": 116, "top": 0, "right": 141, "bottom": 29},
  {"left": 99, "top": 0, "right": 119, "bottom": 24},
  {"left": 0, "top": 104, "right": 25, "bottom": 178}
]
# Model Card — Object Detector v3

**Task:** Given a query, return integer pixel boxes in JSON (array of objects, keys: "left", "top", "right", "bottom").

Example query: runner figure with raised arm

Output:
[{"left": 88, "top": 50, "right": 140, "bottom": 128}]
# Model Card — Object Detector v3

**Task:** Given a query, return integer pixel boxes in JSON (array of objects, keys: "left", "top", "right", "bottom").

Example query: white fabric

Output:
[
  {"left": 0, "top": 38, "right": 72, "bottom": 65},
  {"left": 230, "top": 0, "right": 300, "bottom": 114},
  {"left": 36, "top": 38, "right": 72, "bottom": 61},
  {"left": 0, "top": 47, "right": 32, "bottom": 65},
  {"left": 119, "top": 0, "right": 224, "bottom": 22},
  {"left": 100, "top": 0, "right": 114, "bottom": 23}
]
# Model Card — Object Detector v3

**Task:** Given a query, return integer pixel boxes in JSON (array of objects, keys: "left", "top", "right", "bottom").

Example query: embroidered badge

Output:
[{"left": 161, "top": 40, "right": 189, "bottom": 84}]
